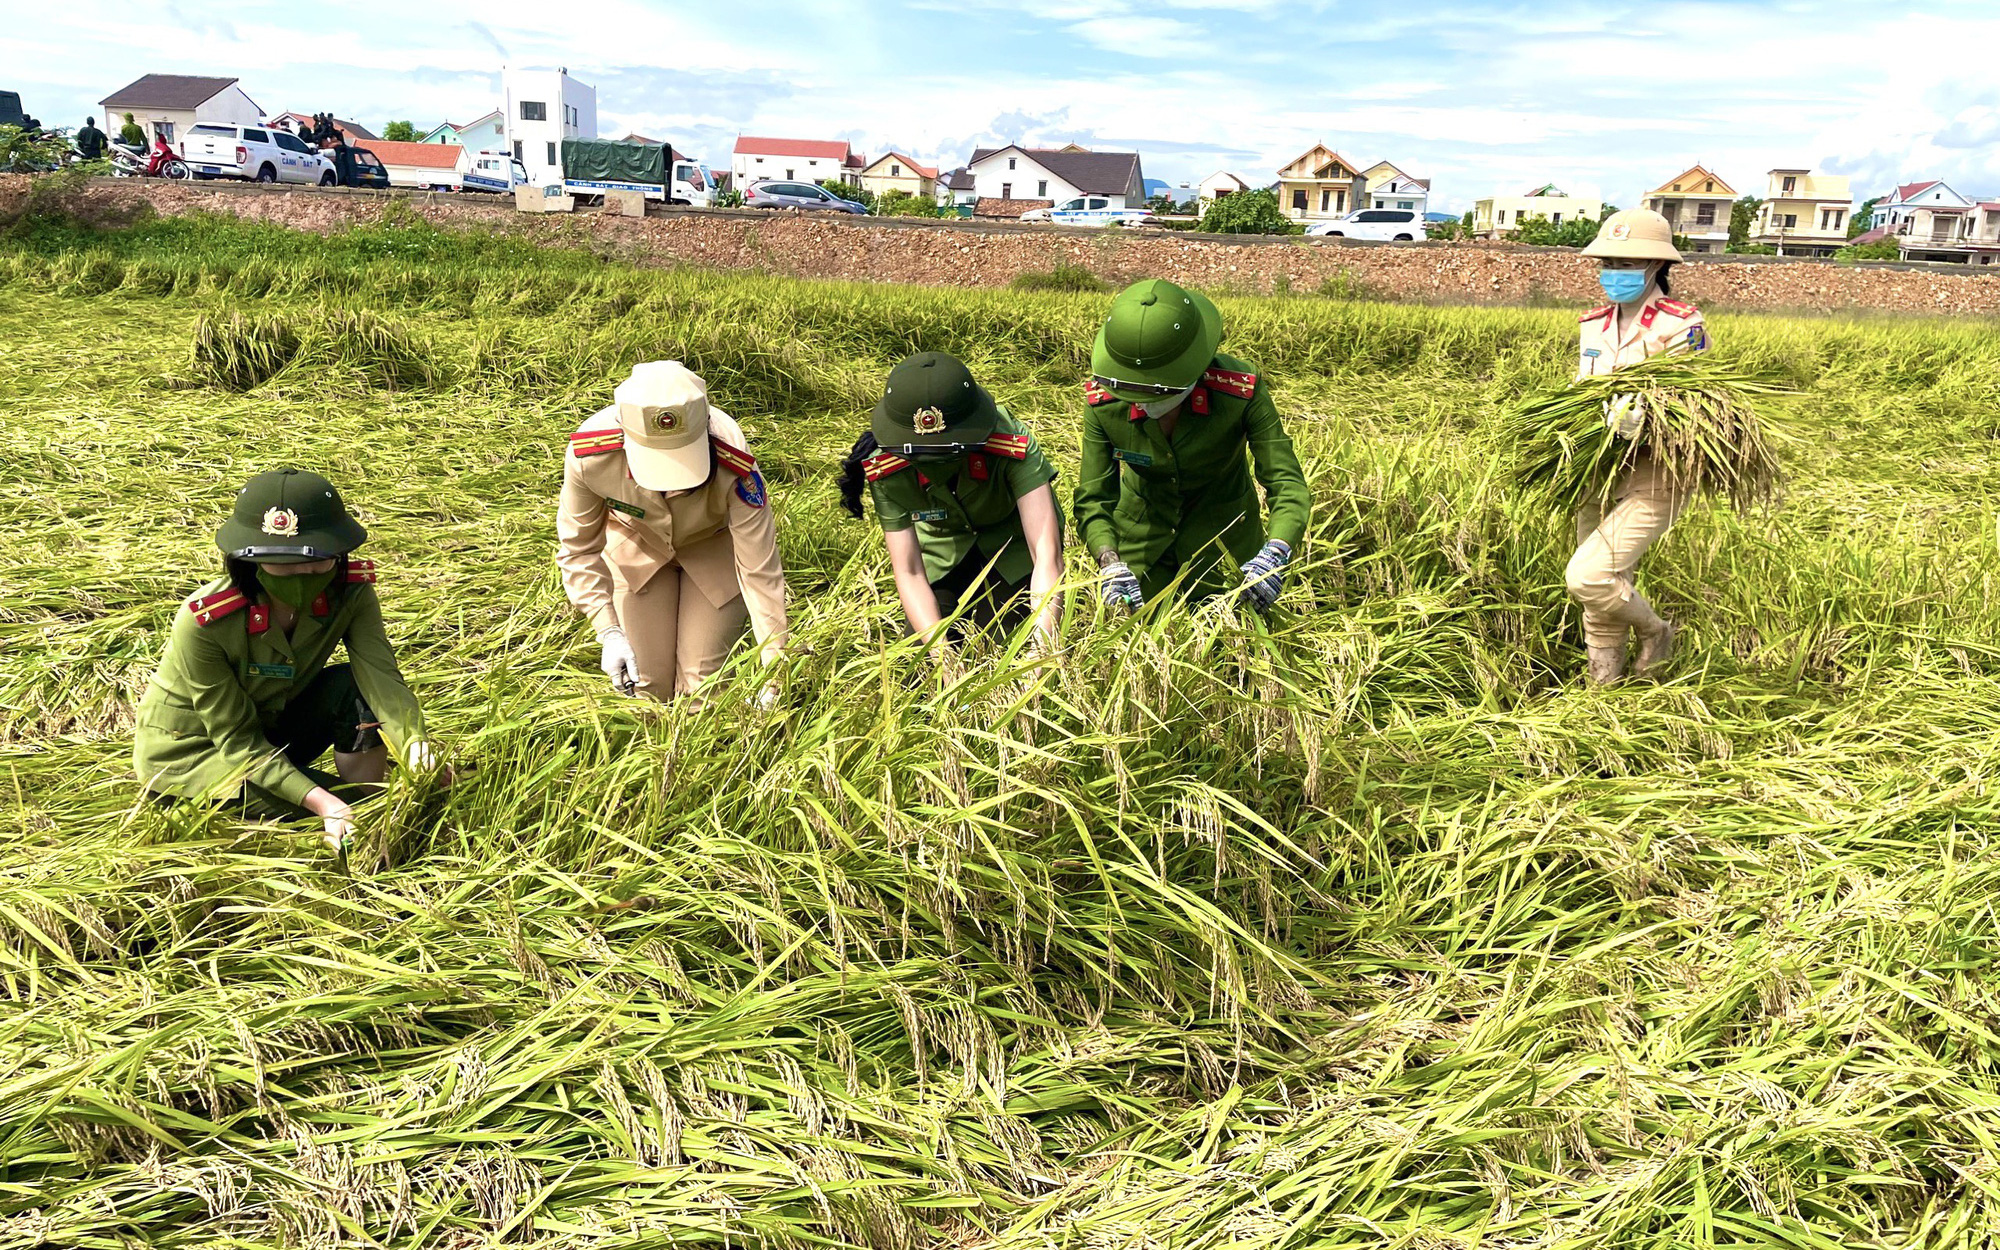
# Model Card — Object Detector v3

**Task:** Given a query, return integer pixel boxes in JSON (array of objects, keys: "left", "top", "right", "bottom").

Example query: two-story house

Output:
[
  {"left": 1472, "top": 184, "right": 1603, "bottom": 239},
  {"left": 1752, "top": 169, "right": 1852, "bottom": 256},
  {"left": 1869, "top": 180, "right": 1980, "bottom": 262},
  {"left": 502, "top": 67, "right": 596, "bottom": 187},
  {"left": 732, "top": 137, "right": 867, "bottom": 189},
  {"left": 1967, "top": 201, "right": 2000, "bottom": 266},
  {"left": 963, "top": 145, "right": 1145, "bottom": 213},
  {"left": 858, "top": 151, "right": 937, "bottom": 201},
  {"left": 1276, "top": 144, "right": 1368, "bottom": 223},
  {"left": 1361, "top": 161, "right": 1430, "bottom": 215},
  {"left": 1640, "top": 165, "right": 1736, "bottom": 253}
]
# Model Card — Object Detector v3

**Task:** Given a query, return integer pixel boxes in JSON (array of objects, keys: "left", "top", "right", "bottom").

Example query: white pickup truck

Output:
[{"left": 180, "top": 124, "right": 336, "bottom": 185}]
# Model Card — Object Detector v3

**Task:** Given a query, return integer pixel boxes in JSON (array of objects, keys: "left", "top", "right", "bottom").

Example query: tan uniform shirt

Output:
[
  {"left": 556, "top": 407, "right": 788, "bottom": 663},
  {"left": 1577, "top": 295, "right": 1708, "bottom": 378}
]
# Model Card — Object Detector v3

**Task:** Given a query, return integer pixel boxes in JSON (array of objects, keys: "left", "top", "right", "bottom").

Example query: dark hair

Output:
[
  {"left": 225, "top": 554, "right": 351, "bottom": 603},
  {"left": 1656, "top": 261, "right": 1675, "bottom": 297},
  {"left": 837, "top": 431, "right": 877, "bottom": 519}
]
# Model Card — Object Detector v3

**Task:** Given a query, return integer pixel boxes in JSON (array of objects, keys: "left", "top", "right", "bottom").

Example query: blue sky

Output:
[{"left": 11, "top": 0, "right": 2000, "bottom": 211}]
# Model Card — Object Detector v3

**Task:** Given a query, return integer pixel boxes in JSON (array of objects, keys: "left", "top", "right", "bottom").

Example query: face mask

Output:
[
  {"left": 257, "top": 566, "right": 336, "bottom": 610},
  {"left": 1139, "top": 385, "right": 1195, "bottom": 419},
  {"left": 1599, "top": 268, "right": 1651, "bottom": 305}
]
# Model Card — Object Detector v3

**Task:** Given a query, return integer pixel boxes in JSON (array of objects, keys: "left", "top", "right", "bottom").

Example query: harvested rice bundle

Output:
[{"left": 1503, "top": 354, "right": 1793, "bottom": 515}]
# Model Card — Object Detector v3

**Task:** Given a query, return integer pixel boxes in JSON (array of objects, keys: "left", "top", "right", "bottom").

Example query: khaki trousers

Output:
[
  {"left": 1565, "top": 459, "right": 1688, "bottom": 650},
  {"left": 613, "top": 564, "right": 750, "bottom": 700}
]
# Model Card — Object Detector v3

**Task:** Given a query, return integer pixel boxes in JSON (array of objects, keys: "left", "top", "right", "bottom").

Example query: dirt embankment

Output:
[{"left": 9, "top": 175, "right": 2000, "bottom": 316}]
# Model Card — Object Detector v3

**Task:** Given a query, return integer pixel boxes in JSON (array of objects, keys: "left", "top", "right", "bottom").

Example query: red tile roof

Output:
[
  {"left": 734, "top": 135, "right": 851, "bottom": 160},
  {"left": 359, "top": 140, "right": 461, "bottom": 170},
  {"left": 270, "top": 112, "right": 379, "bottom": 141},
  {"left": 1894, "top": 180, "right": 1940, "bottom": 202},
  {"left": 870, "top": 151, "right": 937, "bottom": 179}
]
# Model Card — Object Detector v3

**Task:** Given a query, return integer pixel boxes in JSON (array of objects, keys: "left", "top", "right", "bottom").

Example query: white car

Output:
[
  {"left": 1020, "top": 196, "right": 1150, "bottom": 227},
  {"left": 180, "top": 124, "right": 335, "bottom": 185},
  {"left": 1307, "top": 208, "right": 1424, "bottom": 242}
]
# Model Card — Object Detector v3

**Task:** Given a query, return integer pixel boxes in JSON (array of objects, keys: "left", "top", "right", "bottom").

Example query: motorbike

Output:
[{"left": 108, "top": 136, "right": 189, "bottom": 180}]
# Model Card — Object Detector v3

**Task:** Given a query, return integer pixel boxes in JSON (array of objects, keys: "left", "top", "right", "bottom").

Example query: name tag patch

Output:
[
  {"left": 606, "top": 498, "right": 647, "bottom": 519},
  {"left": 248, "top": 662, "right": 296, "bottom": 680},
  {"left": 910, "top": 509, "right": 949, "bottom": 523},
  {"left": 1112, "top": 449, "right": 1154, "bottom": 467},
  {"left": 1583, "top": 348, "right": 1602, "bottom": 358}
]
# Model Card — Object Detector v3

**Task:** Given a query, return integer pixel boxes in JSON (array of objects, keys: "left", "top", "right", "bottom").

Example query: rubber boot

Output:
[
  {"left": 1634, "top": 619, "right": 1677, "bottom": 675},
  {"left": 1585, "top": 646, "right": 1627, "bottom": 687}
]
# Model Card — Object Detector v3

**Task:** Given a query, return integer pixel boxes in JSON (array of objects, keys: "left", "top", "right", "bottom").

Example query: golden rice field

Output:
[{"left": 4, "top": 209, "right": 2000, "bottom": 1248}]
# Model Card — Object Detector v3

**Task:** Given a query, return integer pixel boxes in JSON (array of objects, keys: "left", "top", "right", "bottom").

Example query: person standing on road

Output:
[
  {"left": 134, "top": 469, "right": 450, "bottom": 850},
  {"left": 1567, "top": 207, "right": 1710, "bottom": 685},
  {"left": 1074, "top": 278, "right": 1312, "bottom": 610},
  {"left": 74, "top": 117, "right": 107, "bottom": 161},
  {"left": 558, "top": 360, "right": 789, "bottom": 703},
  {"left": 838, "top": 352, "right": 1065, "bottom": 645}
]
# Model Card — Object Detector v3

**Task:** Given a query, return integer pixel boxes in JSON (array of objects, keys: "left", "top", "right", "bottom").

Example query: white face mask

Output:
[{"left": 1139, "top": 385, "right": 1195, "bottom": 419}]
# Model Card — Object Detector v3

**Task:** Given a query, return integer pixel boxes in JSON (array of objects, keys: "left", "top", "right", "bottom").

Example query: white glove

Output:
[
  {"left": 321, "top": 813, "right": 356, "bottom": 852},
  {"left": 1604, "top": 394, "right": 1642, "bottom": 439},
  {"left": 597, "top": 627, "right": 639, "bottom": 694},
  {"left": 403, "top": 739, "right": 437, "bottom": 770},
  {"left": 756, "top": 682, "right": 780, "bottom": 711}
]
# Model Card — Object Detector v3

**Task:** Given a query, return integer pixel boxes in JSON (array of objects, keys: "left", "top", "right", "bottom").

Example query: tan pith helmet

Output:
[
  {"left": 615, "top": 361, "right": 712, "bottom": 491},
  {"left": 1582, "top": 208, "right": 1683, "bottom": 263}
]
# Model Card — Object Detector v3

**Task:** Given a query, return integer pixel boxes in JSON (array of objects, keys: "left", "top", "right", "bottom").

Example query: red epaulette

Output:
[
  {"left": 347, "top": 558, "right": 377, "bottom": 585},
  {"left": 1580, "top": 305, "right": 1614, "bottom": 324},
  {"left": 713, "top": 441, "right": 757, "bottom": 479},
  {"left": 187, "top": 586, "right": 250, "bottom": 627},
  {"left": 864, "top": 452, "right": 912, "bottom": 481},
  {"left": 1654, "top": 297, "right": 1697, "bottom": 319},
  {"left": 981, "top": 432, "right": 1030, "bottom": 460},
  {"left": 1084, "top": 380, "right": 1120, "bottom": 407},
  {"left": 1202, "top": 366, "right": 1257, "bottom": 399},
  {"left": 569, "top": 428, "right": 624, "bottom": 458}
]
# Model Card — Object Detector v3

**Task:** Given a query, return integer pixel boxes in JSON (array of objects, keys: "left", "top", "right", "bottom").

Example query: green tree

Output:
[
  {"left": 1512, "top": 214, "right": 1601, "bottom": 247},
  {"left": 1146, "top": 191, "right": 1180, "bottom": 215},
  {"left": 1729, "top": 196, "right": 1762, "bottom": 247},
  {"left": 873, "top": 189, "right": 944, "bottom": 218},
  {"left": 1836, "top": 237, "right": 1900, "bottom": 262},
  {"left": 818, "top": 178, "right": 871, "bottom": 209},
  {"left": 1197, "top": 188, "right": 1299, "bottom": 235},
  {"left": 381, "top": 120, "right": 417, "bottom": 143},
  {"left": 1849, "top": 196, "right": 1882, "bottom": 238},
  {"left": 0, "top": 124, "right": 74, "bottom": 173},
  {"left": 118, "top": 113, "right": 145, "bottom": 146}
]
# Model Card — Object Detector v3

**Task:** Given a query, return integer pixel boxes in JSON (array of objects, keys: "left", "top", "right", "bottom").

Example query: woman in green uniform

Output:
[
  {"left": 838, "top": 352, "right": 1064, "bottom": 645},
  {"left": 134, "top": 469, "right": 445, "bottom": 848},
  {"left": 1074, "top": 278, "right": 1312, "bottom": 608}
]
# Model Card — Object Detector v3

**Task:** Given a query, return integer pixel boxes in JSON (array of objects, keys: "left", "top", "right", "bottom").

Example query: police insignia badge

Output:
[
  {"left": 1608, "top": 222, "right": 1631, "bottom": 240},
  {"left": 654, "top": 408, "right": 680, "bottom": 433},
  {"left": 912, "top": 406, "right": 947, "bottom": 435},
  {"left": 735, "top": 470, "right": 767, "bottom": 509},
  {"left": 261, "top": 507, "right": 300, "bottom": 536}
]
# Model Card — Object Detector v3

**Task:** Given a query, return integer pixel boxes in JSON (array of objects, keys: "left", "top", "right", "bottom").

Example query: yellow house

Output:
[
  {"left": 1472, "top": 184, "right": 1603, "bottom": 239},
  {"left": 1276, "top": 143, "right": 1365, "bottom": 223},
  {"left": 858, "top": 151, "right": 936, "bottom": 200},
  {"left": 1752, "top": 169, "right": 1852, "bottom": 256},
  {"left": 1640, "top": 165, "right": 1737, "bottom": 253}
]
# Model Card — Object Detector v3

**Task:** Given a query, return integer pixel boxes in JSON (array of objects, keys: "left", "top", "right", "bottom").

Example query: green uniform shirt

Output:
[
  {"left": 133, "top": 568, "right": 425, "bottom": 807},
  {"left": 867, "top": 408, "right": 1059, "bottom": 584},
  {"left": 1073, "top": 352, "right": 1312, "bottom": 597}
]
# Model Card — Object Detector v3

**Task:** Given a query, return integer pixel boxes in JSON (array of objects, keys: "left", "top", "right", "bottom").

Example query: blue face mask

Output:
[{"left": 1599, "top": 269, "right": 1651, "bottom": 305}]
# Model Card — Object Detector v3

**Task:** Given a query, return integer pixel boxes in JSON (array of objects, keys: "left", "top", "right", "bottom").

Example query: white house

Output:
[
  {"left": 1197, "top": 171, "right": 1251, "bottom": 211},
  {"left": 1871, "top": 180, "right": 1975, "bottom": 234},
  {"left": 422, "top": 109, "right": 503, "bottom": 151},
  {"left": 1362, "top": 161, "right": 1430, "bottom": 215},
  {"left": 502, "top": 68, "right": 596, "bottom": 187},
  {"left": 99, "top": 74, "right": 263, "bottom": 148},
  {"left": 731, "top": 137, "right": 867, "bottom": 188},
  {"left": 963, "top": 145, "right": 1145, "bottom": 208},
  {"left": 936, "top": 167, "right": 977, "bottom": 209}
]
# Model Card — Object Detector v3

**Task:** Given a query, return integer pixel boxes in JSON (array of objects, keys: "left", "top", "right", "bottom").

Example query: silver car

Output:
[{"left": 744, "top": 180, "right": 867, "bottom": 214}]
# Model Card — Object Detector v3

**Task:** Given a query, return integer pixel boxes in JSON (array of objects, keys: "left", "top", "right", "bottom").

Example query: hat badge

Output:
[
  {"left": 654, "top": 408, "right": 680, "bottom": 433},
  {"left": 262, "top": 507, "right": 300, "bottom": 537},
  {"left": 1608, "top": 222, "right": 1631, "bottom": 240},
  {"left": 912, "top": 406, "right": 947, "bottom": 435}
]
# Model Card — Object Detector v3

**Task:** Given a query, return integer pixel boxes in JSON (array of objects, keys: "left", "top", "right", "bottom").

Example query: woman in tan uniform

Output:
[
  {"left": 1568, "top": 208, "right": 1709, "bottom": 685},
  {"left": 557, "top": 361, "right": 788, "bottom": 701}
]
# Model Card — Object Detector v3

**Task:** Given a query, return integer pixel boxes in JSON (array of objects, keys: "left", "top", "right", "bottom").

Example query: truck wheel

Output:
[
  {"left": 256, "top": 164, "right": 277, "bottom": 183},
  {"left": 320, "top": 172, "right": 335, "bottom": 187}
]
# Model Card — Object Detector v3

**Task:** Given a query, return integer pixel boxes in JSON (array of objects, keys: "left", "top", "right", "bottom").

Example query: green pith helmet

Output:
[
  {"left": 1091, "top": 278, "right": 1223, "bottom": 403},
  {"left": 872, "top": 352, "right": 1000, "bottom": 453},
  {"left": 214, "top": 468, "right": 368, "bottom": 563}
]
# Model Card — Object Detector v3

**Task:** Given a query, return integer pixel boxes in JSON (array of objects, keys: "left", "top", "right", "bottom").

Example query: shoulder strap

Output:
[
  {"left": 187, "top": 586, "right": 250, "bottom": 626},
  {"left": 570, "top": 428, "right": 624, "bottom": 458},
  {"left": 1655, "top": 297, "right": 1697, "bottom": 318},
  {"left": 1201, "top": 366, "right": 1257, "bottom": 400},
  {"left": 347, "top": 558, "right": 377, "bottom": 585},
  {"left": 1581, "top": 304, "right": 1614, "bottom": 323},
  {"left": 1084, "top": 380, "right": 1121, "bottom": 407},
  {"left": 713, "top": 440, "right": 757, "bottom": 479},
  {"left": 981, "top": 432, "right": 1030, "bottom": 460},
  {"left": 865, "top": 452, "right": 913, "bottom": 481}
]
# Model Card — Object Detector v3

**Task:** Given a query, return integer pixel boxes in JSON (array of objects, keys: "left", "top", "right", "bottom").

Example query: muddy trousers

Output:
[
  {"left": 1565, "top": 466, "right": 1688, "bottom": 651},
  {"left": 614, "top": 564, "right": 749, "bottom": 700}
]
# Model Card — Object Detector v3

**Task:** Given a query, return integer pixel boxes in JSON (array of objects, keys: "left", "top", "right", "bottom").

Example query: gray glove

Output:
[
  {"left": 597, "top": 627, "right": 639, "bottom": 694},
  {"left": 1099, "top": 557, "right": 1143, "bottom": 607},
  {"left": 1239, "top": 539, "right": 1292, "bottom": 611},
  {"left": 1604, "top": 394, "right": 1642, "bottom": 439}
]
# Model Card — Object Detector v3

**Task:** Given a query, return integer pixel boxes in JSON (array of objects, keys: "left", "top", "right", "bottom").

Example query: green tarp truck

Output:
[{"left": 560, "top": 139, "right": 711, "bottom": 206}]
